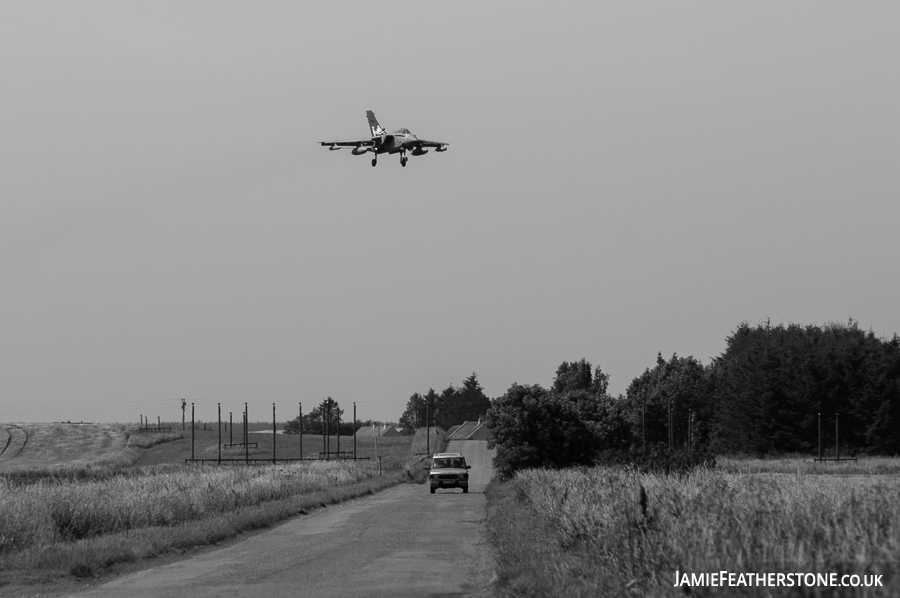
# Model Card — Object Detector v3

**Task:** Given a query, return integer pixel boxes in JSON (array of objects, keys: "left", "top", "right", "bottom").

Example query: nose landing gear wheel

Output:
[
  {"left": 400, "top": 156, "right": 407, "bottom": 167},
  {"left": 371, "top": 158, "right": 377, "bottom": 167}
]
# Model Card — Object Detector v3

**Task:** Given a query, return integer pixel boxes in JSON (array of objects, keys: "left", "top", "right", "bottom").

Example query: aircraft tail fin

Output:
[{"left": 366, "top": 110, "right": 386, "bottom": 137}]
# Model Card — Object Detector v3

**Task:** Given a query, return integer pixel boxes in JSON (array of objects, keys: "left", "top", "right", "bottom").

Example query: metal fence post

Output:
[
  {"left": 836, "top": 413, "right": 840, "bottom": 461},
  {"left": 818, "top": 412, "right": 822, "bottom": 460}
]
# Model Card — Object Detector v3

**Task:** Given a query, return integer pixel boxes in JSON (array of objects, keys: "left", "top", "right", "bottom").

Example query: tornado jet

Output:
[{"left": 320, "top": 111, "right": 448, "bottom": 167}]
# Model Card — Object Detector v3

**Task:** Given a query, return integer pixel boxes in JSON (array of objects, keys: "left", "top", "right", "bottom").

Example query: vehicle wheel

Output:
[
  {"left": 430, "top": 487, "right": 435, "bottom": 494},
  {"left": 462, "top": 487, "right": 468, "bottom": 494}
]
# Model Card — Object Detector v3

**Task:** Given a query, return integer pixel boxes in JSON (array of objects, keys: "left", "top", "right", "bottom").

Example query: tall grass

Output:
[
  {"left": 717, "top": 455, "right": 900, "bottom": 475},
  {"left": 487, "top": 466, "right": 900, "bottom": 597},
  {"left": 410, "top": 426, "right": 447, "bottom": 455},
  {"left": 0, "top": 460, "right": 398, "bottom": 581}
]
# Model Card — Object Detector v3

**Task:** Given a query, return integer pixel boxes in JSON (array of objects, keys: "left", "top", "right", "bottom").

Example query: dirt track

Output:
[{"left": 70, "top": 440, "right": 496, "bottom": 598}]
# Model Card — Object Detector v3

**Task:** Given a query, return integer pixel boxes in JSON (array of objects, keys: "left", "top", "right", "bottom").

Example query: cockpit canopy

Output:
[{"left": 394, "top": 128, "right": 411, "bottom": 135}]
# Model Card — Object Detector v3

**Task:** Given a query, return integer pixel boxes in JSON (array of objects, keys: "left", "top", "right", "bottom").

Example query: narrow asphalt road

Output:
[{"left": 69, "top": 440, "right": 495, "bottom": 598}]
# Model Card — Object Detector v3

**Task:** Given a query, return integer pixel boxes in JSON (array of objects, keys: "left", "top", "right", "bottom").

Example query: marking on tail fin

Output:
[{"left": 366, "top": 110, "right": 386, "bottom": 137}]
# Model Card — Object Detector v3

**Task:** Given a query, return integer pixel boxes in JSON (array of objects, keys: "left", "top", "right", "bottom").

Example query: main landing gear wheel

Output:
[
  {"left": 371, "top": 158, "right": 377, "bottom": 167},
  {"left": 400, "top": 156, "right": 407, "bottom": 167}
]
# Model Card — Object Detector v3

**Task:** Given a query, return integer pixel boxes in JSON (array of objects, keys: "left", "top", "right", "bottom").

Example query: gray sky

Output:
[{"left": 2, "top": 1, "right": 898, "bottom": 424}]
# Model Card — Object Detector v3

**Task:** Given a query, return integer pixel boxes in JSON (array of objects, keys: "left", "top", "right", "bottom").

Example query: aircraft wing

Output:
[
  {"left": 414, "top": 138, "right": 449, "bottom": 148},
  {"left": 320, "top": 138, "right": 374, "bottom": 148}
]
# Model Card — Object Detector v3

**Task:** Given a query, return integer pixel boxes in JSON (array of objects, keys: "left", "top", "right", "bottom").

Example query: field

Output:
[
  {"left": 487, "top": 459, "right": 900, "bottom": 597},
  {"left": 0, "top": 423, "right": 436, "bottom": 591},
  {"left": 0, "top": 424, "right": 131, "bottom": 472}
]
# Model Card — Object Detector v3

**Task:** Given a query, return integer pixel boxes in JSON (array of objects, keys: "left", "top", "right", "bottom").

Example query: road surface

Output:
[{"left": 69, "top": 440, "right": 495, "bottom": 598}]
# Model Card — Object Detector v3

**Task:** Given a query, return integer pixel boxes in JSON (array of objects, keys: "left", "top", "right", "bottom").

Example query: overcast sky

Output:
[{"left": 2, "top": 1, "right": 898, "bottom": 425}]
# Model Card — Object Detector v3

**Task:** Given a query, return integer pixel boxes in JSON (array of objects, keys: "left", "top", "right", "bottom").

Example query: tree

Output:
[
  {"left": 305, "top": 397, "right": 344, "bottom": 433},
  {"left": 399, "top": 373, "right": 492, "bottom": 431},
  {"left": 398, "top": 390, "right": 439, "bottom": 434},
  {"left": 455, "top": 373, "right": 492, "bottom": 423},
  {"left": 552, "top": 359, "right": 593, "bottom": 393},
  {"left": 486, "top": 361, "right": 626, "bottom": 478},
  {"left": 709, "top": 320, "right": 900, "bottom": 455},
  {"left": 283, "top": 416, "right": 301, "bottom": 434},
  {"left": 487, "top": 383, "right": 622, "bottom": 479},
  {"left": 435, "top": 385, "right": 459, "bottom": 430},
  {"left": 398, "top": 392, "right": 425, "bottom": 434},
  {"left": 622, "top": 353, "right": 717, "bottom": 453}
]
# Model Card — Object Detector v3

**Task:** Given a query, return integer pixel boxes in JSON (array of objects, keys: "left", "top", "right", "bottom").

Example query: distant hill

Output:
[{"left": 0, "top": 423, "right": 128, "bottom": 471}]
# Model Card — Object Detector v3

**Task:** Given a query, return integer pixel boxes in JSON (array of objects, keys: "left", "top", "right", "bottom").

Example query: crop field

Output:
[
  {"left": 717, "top": 455, "right": 900, "bottom": 476},
  {"left": 0, "top": 424, "right": 129, "bottom": 472},
  {"left": 487, "top": 460, "right": 900, "bottom": 597},
  {"left": 0, "top": 423, "right": 431, "bottom": 591}
]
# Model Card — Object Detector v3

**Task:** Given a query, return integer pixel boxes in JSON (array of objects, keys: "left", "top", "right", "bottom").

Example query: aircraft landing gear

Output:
[
  {"left": 371, "top": 157, "right": 377, "bottom": 167},
  {"left": 400, "top": 155, "right": 408, "bottom": 167}
]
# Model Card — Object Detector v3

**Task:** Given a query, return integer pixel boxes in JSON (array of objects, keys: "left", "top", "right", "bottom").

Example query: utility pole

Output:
[
  {"left": 326, "top": 402, "right": 331, "bottom": 459},
  {"left": 273, "top": 402, "right": 276, "bottom": 465},
  {"left": 426, "top": 398, "right": 430, "bottom": 455},
  {"left": 299, "top": 402, "right": 303, "bottom": 460},
  {"left": 217, "top": 403, "right": 221, "bottom": 465},
  {"left": 244, "top": 402, "right": 249, "bottom": 464},
  {"left": 191, "top": 403, "right": 195, "bottom": 461},
  {"left": 353, "top": 402, "right": 357, "bottom": 460},
  {"left": 336, "top": 403, "right": 341, "bottom": 458},
  {"left": 230, "top": 412, "right": 233, "bottom": 446},
  {"left": 181, "top": 399, "right": 186, "bottom": 430}
]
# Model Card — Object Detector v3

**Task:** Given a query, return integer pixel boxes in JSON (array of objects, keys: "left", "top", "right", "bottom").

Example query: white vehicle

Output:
[{"left": 428, "top": 452, "right": 470, "bottom": 494}]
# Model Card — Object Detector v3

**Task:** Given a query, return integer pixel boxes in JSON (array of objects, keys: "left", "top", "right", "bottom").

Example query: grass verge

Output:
[
  {"left": 0, "top": 461, "right": 406, "bottom": 589},
  {"left": 486, "top": 465, "right": 900, "bottom": 597}
]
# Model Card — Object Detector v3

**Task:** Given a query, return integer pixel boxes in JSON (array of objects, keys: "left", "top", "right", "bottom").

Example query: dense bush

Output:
[{"left": 486, "top": 361, "right": 629, "bottom": 478}]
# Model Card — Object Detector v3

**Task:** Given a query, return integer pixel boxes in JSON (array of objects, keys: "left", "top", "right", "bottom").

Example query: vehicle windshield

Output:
[{"left": 433, "top": 458, "right": 465, "bottom": 469}]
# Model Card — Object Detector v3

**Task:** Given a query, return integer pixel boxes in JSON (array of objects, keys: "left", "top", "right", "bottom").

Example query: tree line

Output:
[
  {"left": 282, "top": 397, "right": 367, "bottom": 436},
  {"left": 280, "top": 373, "right": 493, "bottom": 438},
  {"left": 398, "top": 373, "right": 492, "bottom": 433},
  {"left": 487, "top": 320, "right": 900, "bottom": 477}
]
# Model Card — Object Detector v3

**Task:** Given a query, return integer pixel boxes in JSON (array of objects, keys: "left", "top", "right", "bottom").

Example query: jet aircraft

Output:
[{"left": 320, "top": 111, "right": 448, "bottom": 167}]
